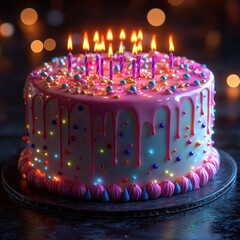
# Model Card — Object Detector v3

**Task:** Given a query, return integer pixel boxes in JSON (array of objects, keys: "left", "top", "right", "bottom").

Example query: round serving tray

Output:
[{"left": 1, "top": 149, "right": 237, "bottom": 218}]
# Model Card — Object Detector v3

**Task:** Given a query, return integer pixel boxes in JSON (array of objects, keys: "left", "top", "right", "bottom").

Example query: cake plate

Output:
[{"left": 1, "top": 149, "right": 237, "bottom": 218}]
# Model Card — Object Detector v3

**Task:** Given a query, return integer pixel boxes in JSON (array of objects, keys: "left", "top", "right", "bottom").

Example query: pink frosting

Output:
[
  {"left": 18, "top": 157, "right": 29, "bottom": 171},
  {"left": 89, "top": 184, "right": 105, "bottom": 200},
  {"left": 19, "top": 161, "right": 34, "bottom": 176},
  {"left": 211, "top": 147, "right": 220, "bottom": 158},
  {"left": 127, "top": 183, "right": 142, "bottom": 201},
  {"left": 203, "top": 162, "right": 216, "bottom": 179},
  {"left": 107, "top": 184, "right": 123, "bottom": 202},
  {"left": 196, "top": 167, "right": 209, "bottom": 186},
  {"left": 159, "top": 180, "right": 175, "bottom": 197},
  {"left": 57, "top": 179, "right": 73, "bottom": 197},
  {"left": 208, "top": 155, "right": 220, "bottom": 171},
  {"left": 177, "top": 176, "right": 190, "bottom": 193},
  {"left": 146, "top": 182, "right": 161, "bottom": 199},
  {"left": 27, "top": 169, "right": 41, "bottom": 186},
  {"left": 35, "top": 173, "right": 46, "bottom": 190},
  {"left": 71, "top": 182, "right": 87, "bottom": 199},
  {"left": 187, "top": 171, "right": 200, "bottom": 190},
  {"left": 46, "top": 179, "right": 59, "bottom": 194}
]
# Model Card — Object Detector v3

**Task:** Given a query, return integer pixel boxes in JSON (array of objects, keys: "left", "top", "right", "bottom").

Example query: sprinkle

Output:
[
  {"left": 46, "top": 75, "right": 53, "bottom": 82},
  {"left": 193, "top": 80, "right": 201, "bottom": 86},
  {"left": 148, "top": 80, "right": 156, "bottom": 87},
  {"left": 152, "top": 163, "right": 158, "bottom": 169},
  {"left": 160, "top": 75, "right": 167, "bottom": 81},
  {"left": 120, "top": 80, "right": 127, "bottom": 85},
  {"left": 41, "top": 71, "right": 48, "bottom": 78},
  {"left": 189, "top": 151, "right": 194, "bottom": 156},
  {"left": 183, "top": 73, "right": 190, "bottom": 79},
  {"left": 62, "top": 83, "right": 69, "bottom": 89},
  {"left": 165, "top": 89, "right": 173, "bottom": 95},
  {"left": 106, "top": 85, "right": 113, "bottom": 93},
  {"left": 170, "top": 85, "right": 177, "bottom": 91},
  {"left": 129, "top": 85, "right": 137, "bottom": 92},
  {"left": 74, "top": 73, "right": 82, "bottom": 80},
  {"left": 159, "top": 123, "right": 165, "bottom": 128},
  {"left": 187, "top": 139, "right": 192, "bottom": 144},
  {"left": 114, "top": 64, "right": 120, "bottom": 72},
  {"left": 201, "top": 123, "right": 206, "bottom": 128},
  {"left": 176, "top": 156, "right": 181, "bottom": 161},
  {"left": 124, "top": 149, "right": 130, "bottom": 155},
  {"left": 195, "top": 141, "right": 201, "bottom": 146}
]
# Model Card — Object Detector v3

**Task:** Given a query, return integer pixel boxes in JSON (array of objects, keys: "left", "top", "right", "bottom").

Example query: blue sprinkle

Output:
[
  {"left": 189, "top": 151, "right": 194, "bottom": 156},
  {"left": 120, "top": 80, "right": 127, "bottom": 85},
  {"left": 142, "top": 85, "right": 149, "bottom": 89},
  {"left": 194, "top": 80, "right": 201, "bottom": 86},
  {"left": 176, "top": 156, "right": 181, "bottom": 161},
  {"left": 106, "top": 85, "right": 113, "bottom": 92},
  {"left": 179, "top": 63, "right": 184, "bottom": 69},
  {"left": 142, "top": 63, "right": 148, "bottom": 69},
  {"left": 46, "top": 76, "right": 53, "bottom": 82},
  {"left": 130, "top": 85, "right": 137, "bottom": 92},
  {"left": 59, "top": 59, "right": 65, "bottom": 66},
  {"left": 31, "top": 143, "right": 35, "bottom": 148},
  {"left": 201, "top": 72, "right": 206, "bottom": 77},
  {"left": 51, "top": 57, "right": 58, "bottom": 63},
  {"left": 185, "top": 83, "right": 190, "bottom": 87},
  {"left": 174, "top": 182, "right": 181, "bottom": 194},
  {"left": 85, "top": 189, "right": 92, "bottom": 201},
  {"left": 74, "top": 73, "right": 82, "bottom": 80},
  {"left": 125, "top": 149, "right": 130, "bottom": 155},
  {"left": 185, "top": 64, "right": 189, "bottom": 71},
  {"left": 202, "top": 123, "right": 206, "bottom": 128},
  {"left": 159, "top": 123, "right": 165, "bottom": 128},
  {"left": 160, "top": 75, "right": 167, "bottom": 81},
  {"left": 51, "top": 120, "right": 57, "bottom": 125},
  {"left": 183, "top": 73, "right": 190, "bottom": 79},
  {"left": 148, "top": 80, "right": 156, "bottom": 87},
  {"left": 62, "top": 83, "right": 69, "bottom": 89},
  {"left": 122, "top": 189, "right": 130, "bottom": 202},
  {"left": 74, "top": 66, "right": 80, "bottom": 71},
  {"left": 114, "top": 64, "right": 120, "bottom": 72},
  {"left": 78, "top": 105, "right": 84, "bottom": 111},
  {"left": 202, "top": 64, "right": 206, "bottom": 68},
  {"left": 141, "top": 188, "right": 149, "bottom": 201},
  {"left": 73, "top": 124, "right": 78, "bottom": 130},
  {"left": 152, "top": 163, "right": 158, "bottom": 169},
  {"left": 80, "top": 66, "right": 86, "bottom": 71},
  {"left": 95, "top": 137, "right": 99, "bottom": 142},
  {"left": 119, "top": 131, "right": 124, "bottom": 137},
  {"left": 101, "top": 190, "right": 110, "bottom": 202},
  {"left": 170, "top": 85, "right": 177, "bottom": 91}
]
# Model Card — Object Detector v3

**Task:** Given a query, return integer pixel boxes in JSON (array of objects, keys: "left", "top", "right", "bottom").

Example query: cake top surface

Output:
[{"left": 27, "top": 51, "right": 213, "bottom": 103}]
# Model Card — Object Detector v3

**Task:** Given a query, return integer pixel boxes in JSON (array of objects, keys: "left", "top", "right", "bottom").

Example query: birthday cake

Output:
[{"left": 18, "top": 33, "right": 220, "bottom": 202}]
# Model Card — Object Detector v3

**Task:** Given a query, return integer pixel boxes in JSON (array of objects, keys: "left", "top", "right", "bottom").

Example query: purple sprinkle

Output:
[{"left": 187, "top": 139, "right": 192, "bottom": 144}]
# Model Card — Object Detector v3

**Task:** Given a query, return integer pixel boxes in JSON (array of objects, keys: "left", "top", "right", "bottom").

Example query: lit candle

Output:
[
  {"left": 107, "top": 29, "right": 113, "bottom": 42},
  {"left": 131, "top": 30, "right": 137, "bottom": 43},
  {"left": 100, "top": 35, "right": 105, "bottom": 77},
  {"left": 83, "top": 32, "right": 90, "bottom": 76},
  {"left": 169, "top": 35, "right": 174, "bottom": 69},
  {"left": 119, "top": 29, "right": 126, "bottom": 51},
  {"left": 67, "top": 34, "right": 73, "bottom": 72},
  {"left": 94, "top": 42, "right": 100, "bottom": 75},
  {"left": 108, "top": 42, "right": 113, "bottom": 80},
  {"left": 150, "top": 35, "right": 157, "bottom": 79},
  {"left": 119, "top": 41, "right": 124, "bottom": 74},
  {"left": 137, "top": 41, "right": 142, "bottom": 78},
  {"left": 132, "top": 42, "right": 137, "bottom": 80}
]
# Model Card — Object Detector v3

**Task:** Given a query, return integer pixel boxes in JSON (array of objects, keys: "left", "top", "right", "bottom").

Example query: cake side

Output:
[{"left": 18, "top": 52, "right": 220, "bottom": 202}]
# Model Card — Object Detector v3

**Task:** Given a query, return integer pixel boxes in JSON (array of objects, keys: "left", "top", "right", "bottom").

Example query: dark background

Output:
[{"left": 0, "top": 0, "right": 239, "bottom": 239}]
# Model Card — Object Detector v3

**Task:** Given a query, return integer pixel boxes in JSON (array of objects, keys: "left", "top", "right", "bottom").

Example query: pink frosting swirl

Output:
[
  {"left": 89, "top": 184, "right": 105, "bottom": 200},
  {"left": 203, "top": 162, "right": 216, "bottom": 179},
  {"left": 27, "top": 169, "right": 41, "bottom": 186},
  {"left": 208, "top": 155, "right": 220, "bottom": 171},
  {"left": 18, "top": 157, "right": 29, "bottom": 171},
  {"left": 159, "top": 180, "right": 175, "bottom": 197},
  {"left": 107, "top": 184, "right": 123, "bottom": 202},
  {"left": 71, "top": 182, "right": 87, "bottom": 199},
  {"left": 211, "top": 147, "right": 220, "bottom": 158},
  {"left": 127, "top": 183, "right": 142, "bottom": 201},
  {"left": 46, "top": 179, "right": 59, "bottom": 194},
  {"left": 57, "top": 179, "right": 73, "bottom": 197},
  {"left": 196, "top": 167, "right": 209, "bottom": 186},
  {"left": 35, "top": 173, "right": 46, "bottom": 190},
  {"left": 176, "top": 176, "right": 190, "bottom": 193},
  {"left": 187, "top": 171, "right": 200, "bottom": 190},
  {"left": 146, "top": 182, "right": 161, "bottom": 199}
]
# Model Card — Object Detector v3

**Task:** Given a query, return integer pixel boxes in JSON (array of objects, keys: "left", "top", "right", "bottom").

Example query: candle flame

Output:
[
  {"left": 83, "top": 32, "right": 90, "bottom": 51},
  {"left": 137, "top": 41, "right": 142, "bottom": 52},
  {"left": 93, "top": 31, "right": 100, "bottom": 43},
  {"left": 107, "top": 29, "right": 113, "bottom": 41},
  {"left": 132, "top": 42, "right": 138, "bottom": 55},
  {"left": 131, "top": 31, "right": 137, "bottom": 42},
  {"left": 100, "top": 35, "right": 105, "bottom": 51},
  {"left": 119, "top": 40, "right": 124, "bottom": 54},
  {"left": 94, "top": 42, "right": 100, "bottom": 52},
  {"left": 108, "top": 42, "right": 113, "bottom": 57},
  {"left": 119, "top": 29, "right": 126, "bottom": 40},
  {"left": 137, "top": 29, "right": 143, "bottom": 41},
  {"left": 67, "top": 34, "right": 73, "bottom": 51},
  {"left": 150, "top": 35, "right": 157, "bottom": 51},
  {"left": 169, "top": 35, "right": 174, "bottom": 52}
]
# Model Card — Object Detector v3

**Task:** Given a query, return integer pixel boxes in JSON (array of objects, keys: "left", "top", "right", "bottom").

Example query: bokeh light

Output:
[
  {"left": 206, "top": 30, "right": 221, "bottom": 49},
  {"left": 46, "top": 10, "right": 64, "bottom": 26},
  {"left": 167, "top": 0, "right": 184, "bottom": 6},
  {"left": 31, "top": 40, "right": 43, "bottom": 53},
  {"left": 226, "top": 74, "right": 240, "bottom": 88},
  {"left": 44, "top": 38, "right": 56, "bottom": 51},
  {"left": 147, "top": 8, "right": 166, "bottom": 27},
  {"left": 0, "top": 22, "right": 15, "bottom": 37},
  {"left": 20, "top": 8, "right": 38, "bottom": 25}
]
